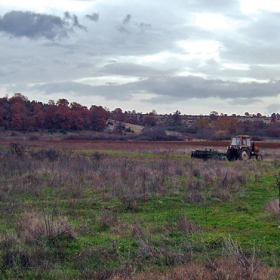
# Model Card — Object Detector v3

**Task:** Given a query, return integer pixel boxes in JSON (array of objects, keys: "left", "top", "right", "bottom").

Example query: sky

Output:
[{"left": 0, "top": 0, "right": 280, "bottom": 116}]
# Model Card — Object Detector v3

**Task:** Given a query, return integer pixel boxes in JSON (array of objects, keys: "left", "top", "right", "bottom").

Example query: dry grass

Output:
[
  {"left": 112, "top": 235, "right": 280, "bottom": 280},
  {"left": 17, "top": 211, "right": 76, "bottom": 244},
  {"left": 111, "top": 258, "right": 280, "bottom": 280}
]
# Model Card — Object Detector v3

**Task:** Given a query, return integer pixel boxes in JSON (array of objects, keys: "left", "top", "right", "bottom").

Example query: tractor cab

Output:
[{"left": 230, "top": 135, "right": 251, "bottom": 147}]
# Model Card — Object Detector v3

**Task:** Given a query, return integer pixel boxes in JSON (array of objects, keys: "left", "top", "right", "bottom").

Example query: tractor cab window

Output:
[
  {"left": 241, "top": 138, "right": 251, "bottom": 146},
  {"left": 247, "top": 138, "right": 251, "bottom": 146},
  {"left": 231, "top": 137, "right": 240, "bottom": 146},
  {"left": 241, "top": 137, "right": 251, "bottom": 146}
]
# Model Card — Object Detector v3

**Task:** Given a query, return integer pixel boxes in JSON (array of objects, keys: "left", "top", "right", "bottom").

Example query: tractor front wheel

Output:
[
  {"left": 239, "top": 148, "right": 250, "bottom": 161},
  {"left": 226, "top": 149, "right": 233, "bottom": 161}
]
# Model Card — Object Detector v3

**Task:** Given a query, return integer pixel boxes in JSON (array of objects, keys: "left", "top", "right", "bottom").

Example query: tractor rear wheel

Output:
[{"left": 239, "top": 148, "right": 250, "bottom": 160}]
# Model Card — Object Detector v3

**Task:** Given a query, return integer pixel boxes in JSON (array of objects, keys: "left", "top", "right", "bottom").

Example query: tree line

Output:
[
  {"left": 0, "top": 94, "right": 183, "bottom": 133},
  {"left": 0, "top": 93, "right": 279, "bottom": 140},
  {"left": 0, "top": 93, "right": 109, "bottom": 132}
]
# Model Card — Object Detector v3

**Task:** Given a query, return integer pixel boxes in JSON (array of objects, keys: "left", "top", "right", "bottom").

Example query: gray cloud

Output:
[
  {"left": 139, "top": 22, "right": 151, "bottom": 29},
  {"left": 231, "top": 98, "right": 263, "bottom": 106},
  {"left": 28, "top": 81, "right": 134, "bottom": 101},
  {"left": 85, "top": 13, "right": 99, "bottom": 21},
  {"left": 101, "top": 63, "right": 171, "bottom": 77},
  {"left": 123, "top": 14, "right": 131, "bottom": 25},
  {"left": 23, "top": 75, "right": 280, "bottom": 105},
  {"left": 0, "top": 10, "right": 86, "bottom": 39},
  {"left": 67, "top": 12, "right": 87, "bottom": 31},
  {"left": 134, "top": 76, "right": 280, "bottom": 101}
]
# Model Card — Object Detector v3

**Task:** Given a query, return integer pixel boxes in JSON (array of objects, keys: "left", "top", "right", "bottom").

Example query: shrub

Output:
[
  {"left": 16, "top": 211, "right": 76, "bottom": 245},
  {"left": 29, "top": 148, "right": 60, "bottom": 161},
  {"left": 97, "top": 210, "right": 119, "bottom": 231},
  {"left": 91, "top": 151, "right": 106, "bottom": 161},
  {"left": 10, "top": 142, "right": 26, "bottom": 158},
  {"left": 140, "top": 127, "right": 167, "bottom": 141},
  {"left": 176, "top": 213, "right": 201, "bottom": 233}
]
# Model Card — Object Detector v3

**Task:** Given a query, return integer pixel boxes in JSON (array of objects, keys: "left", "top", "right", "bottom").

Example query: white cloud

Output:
[
  {"left": 194, "top": 13, "right": 240, "bottom": 30},
  {"left": 176, "top": 40, "right": 221, "bottom": 61},
  {"left": 239, "top": 0, "right": 280, "bottom": 14}
]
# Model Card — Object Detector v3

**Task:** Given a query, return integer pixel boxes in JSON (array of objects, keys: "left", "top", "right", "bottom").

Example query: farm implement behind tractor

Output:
[
  {"left": 191, "top": 135, "right": 263, "bottom": 161},
  {"left": 191, "top": 149, "right": 227, "bottom": 161}
]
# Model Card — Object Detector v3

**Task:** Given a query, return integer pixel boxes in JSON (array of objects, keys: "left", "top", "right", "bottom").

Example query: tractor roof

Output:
[{"left": 232, "top": 135, "right": 250, "bottom": 138}]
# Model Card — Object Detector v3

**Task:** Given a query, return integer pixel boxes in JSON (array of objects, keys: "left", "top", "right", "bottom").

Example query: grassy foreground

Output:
[{"left": 0, "top": 142, "right": 280, "bottom": 279}]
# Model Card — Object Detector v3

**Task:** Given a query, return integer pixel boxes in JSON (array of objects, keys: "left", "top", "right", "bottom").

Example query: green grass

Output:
[{"left": 0, "top": 145, "right": 280, "bottom": 278}]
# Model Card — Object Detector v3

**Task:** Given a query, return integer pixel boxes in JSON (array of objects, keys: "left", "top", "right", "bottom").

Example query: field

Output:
[{"left": 1, "top": 140, "right": 280, "bottom": 279}]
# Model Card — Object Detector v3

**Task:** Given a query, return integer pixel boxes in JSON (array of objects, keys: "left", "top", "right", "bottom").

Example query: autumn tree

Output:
[
  {"left": 10, "top": 102, "right": 29, "bottom": 130},
  {"left": 9, "top": 93, "right": 29, "bottom": 105},
  {"left": 9, "top": 94, "right": 30, "bottom": 131},
  {"left": 90, "top": 105, "right": 109, "bottom": 131},
  {"left": 29, "top": 101, "right": 45, "bottom": 129},
  {"left": 70, "top": 102, "right": 90, "bottom": 130},
  {"left": 56, "top": 98, "right": 69, "bottom": 107},
  {"left": 212, "top": 116, "right": 239, "bottom": 136},
  {"left": 190, "top": 116, "right": 213, "bottom": 139},
  {"left": 55, "top": 99, "right": 73, "bottom": 130},
  {"left": 193, "top": 116, "right": 210, "bottom": 131},
  {"left": 111, "top": 108, "right": 126, "bottom": 122},
  {"left": 44, "top": 103, "right": 59, "bottom": 129}
]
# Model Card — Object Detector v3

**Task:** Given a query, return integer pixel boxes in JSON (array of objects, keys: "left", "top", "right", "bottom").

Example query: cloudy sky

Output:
[{"left": 0, "top": 0, "right": 280, "bottom": 115}]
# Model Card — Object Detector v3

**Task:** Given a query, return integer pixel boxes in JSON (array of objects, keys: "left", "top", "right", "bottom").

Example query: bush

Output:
[
  {"left": 10, "top": 142, "right": 26, "bottom": 158},
  {"left": 176, "top": 213, "right": 201, "bottom": 233},
  {"left": 29, "top": 148, "right": 60, "bottom": 161},
  {"left": 17, "top": 211, "right": 76, "bottom": 245},
  {"left": 140, "top": 127, "right": 167, "bottom": 141},
  {"left": 97, "top": 210, "right": 118, "bottom": 231}
]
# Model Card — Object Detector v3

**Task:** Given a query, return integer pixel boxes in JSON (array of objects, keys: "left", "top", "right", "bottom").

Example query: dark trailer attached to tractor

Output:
[{"left": 191, "top": 149, "right": 227, "bottom": 161}]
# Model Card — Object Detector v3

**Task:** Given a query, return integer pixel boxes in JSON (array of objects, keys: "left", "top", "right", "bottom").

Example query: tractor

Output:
[{"left": 226, "top": 135, "right": 262, "bottom": 161}]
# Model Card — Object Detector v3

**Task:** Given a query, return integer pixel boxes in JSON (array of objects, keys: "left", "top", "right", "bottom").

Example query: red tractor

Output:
[{"left": 226, "top": 135, "right": 262, "bottom": 161}]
